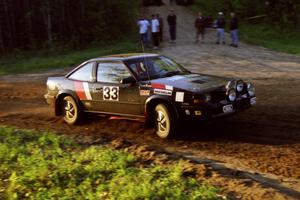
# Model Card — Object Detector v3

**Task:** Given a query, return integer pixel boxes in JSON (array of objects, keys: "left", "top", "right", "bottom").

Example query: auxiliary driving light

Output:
[
  {"left": 226, "top": 80, "right": 236, "bottom": 90},
  {"left": 236, "top": 80, "right": 244, "bottom": 93},
  {"left": 247, "top": 83, "right": 255, "bottom": 97},
  {"left": 228, "top": 89, "right": 237, "bottom": 102}
]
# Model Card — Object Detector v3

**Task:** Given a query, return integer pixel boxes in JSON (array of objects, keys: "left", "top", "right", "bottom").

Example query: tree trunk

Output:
[
  {"left": 7, "top": 0, "right": 17, "bottom": 48},
  {"left": 41, "top": 0, "right": 53, "bottom": 48},
  {"left": 25, "top": 0, "right": 35, "bottom": 49},
  {"left": 0, "top": 23, "right": 5, "bottom": 53},
  {"left": 2, "top": 0, "right": 14, "bottom": 50}
]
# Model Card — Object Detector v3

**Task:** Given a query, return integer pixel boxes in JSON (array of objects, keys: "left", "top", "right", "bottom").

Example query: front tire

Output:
[
  {"left": 62, "top": 96, "right": 80, "bottom": 125},
  {"left": 154, "top": 104, "right": 175, "bottom": 139}
]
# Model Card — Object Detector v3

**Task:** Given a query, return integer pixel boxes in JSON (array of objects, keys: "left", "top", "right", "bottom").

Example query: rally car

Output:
[{"left": 45, "top": 53, "right": 256, "bottom": 138}]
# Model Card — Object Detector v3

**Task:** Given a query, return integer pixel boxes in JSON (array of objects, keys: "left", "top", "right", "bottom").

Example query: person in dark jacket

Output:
[
  {"left": 195, "top": 12, "right": 206, "bottom": 43},
  {"left": 156, "top": 13, "right": 163, "bottom": 42},
  {"left": 230, "top": 12, "right": 239, "bottom": 47},
  {"left": 167, "top": 9, "right": 177, "bottom": 43},
  {"left": 215, "top": 12, "right": 226, "bottom": 44}
]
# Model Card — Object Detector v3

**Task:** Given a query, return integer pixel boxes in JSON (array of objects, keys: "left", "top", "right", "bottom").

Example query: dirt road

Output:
[{"left": 1, "top": 2, "right": 300, "bottom": 199}]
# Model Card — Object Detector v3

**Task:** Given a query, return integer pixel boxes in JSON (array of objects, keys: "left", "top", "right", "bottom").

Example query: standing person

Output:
[
  {"left": 215, "top": 12, "right": 226, "bottom": 44},
  {"left": 230, "top": 12, "right": 239, "bottom": 47},
  {"left": 167, "top": 9, "right": 177, "bottom": 43},
  {"left": 137, "top": 16, "right": 150, "bottom": 47},
  {"left": 151, "top": 14, "right": 160, "bottom": 49},
  {"left": 195, "top": 12, "right": 206, "bottom": 43},
  {"left": 156, "top": 14, "right": 163, "bottom": 42}
]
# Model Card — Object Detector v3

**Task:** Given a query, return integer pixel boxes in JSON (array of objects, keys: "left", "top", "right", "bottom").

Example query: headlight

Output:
[
  {"left": 228, "top": 89, "right": 236, "bottom": 101},
  {"left": 47, "top": 80, "right": 57, "bottom": 90},
  {"left": 247, "top": 83, "right": 255, "bottom": 97},
  {"left": 226, "top": 80, "right": 236, "bottom": 90},
  {"left": 236, "top": 80, "right": 244, "bottom": 93}
]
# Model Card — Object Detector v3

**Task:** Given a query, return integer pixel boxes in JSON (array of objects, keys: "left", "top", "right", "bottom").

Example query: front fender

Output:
[
  {"left": 55, "top": 90, "right": 81, "bottom": 116},
  {"left": 145, "top": 95, "right": 179, "bottom": 120}
]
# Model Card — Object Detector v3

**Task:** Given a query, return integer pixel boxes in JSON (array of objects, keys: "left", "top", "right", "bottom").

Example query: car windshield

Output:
[{"left": 124, "top": 56, "right": 190, "bottom": 81}]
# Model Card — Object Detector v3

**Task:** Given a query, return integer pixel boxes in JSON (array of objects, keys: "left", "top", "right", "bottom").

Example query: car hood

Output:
[{"left": 150, "top": 73, "right": 230, "bottom": 93}]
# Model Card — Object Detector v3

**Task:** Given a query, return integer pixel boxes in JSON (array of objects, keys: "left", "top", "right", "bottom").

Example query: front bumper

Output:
[
  {"left": 178, "top": 97, "right": 256, "bottom": 119},
  {"left": 44, "top": 94, "right": 56, "bottom": 105}
]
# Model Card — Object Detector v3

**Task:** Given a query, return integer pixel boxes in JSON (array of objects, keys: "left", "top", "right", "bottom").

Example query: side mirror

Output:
[{"left": 120, "top": 76, "right": 136, "bottom": 85}]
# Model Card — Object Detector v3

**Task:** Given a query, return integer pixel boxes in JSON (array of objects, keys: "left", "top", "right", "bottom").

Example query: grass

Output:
[
  {"left": 239, "top": 23, "right": 300, "bottom": 55},
  {"left": 189, "top": 0, "right": 300, "bottom": 55},
  {"left": 0, "top": 40, "right": 141, "bottom": 75},
  {"left": 0, "top": 127, "right": 221, "bottom": 199},
  {"left": 189, "top": 0, "right": 224, "bottom": 18}
]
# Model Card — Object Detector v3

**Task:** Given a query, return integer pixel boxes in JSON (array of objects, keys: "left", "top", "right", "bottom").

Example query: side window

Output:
[
  {"left": 97, "top": 62, "right": 132, "bottom": 83},
  {"left": 69, "top": 62, "right": 94, "bottom": 82}
]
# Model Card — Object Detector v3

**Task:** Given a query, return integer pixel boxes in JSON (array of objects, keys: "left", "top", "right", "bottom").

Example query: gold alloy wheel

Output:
[
  {"left": 155, "top": 104, "right": 172, "bottom": 138},
  {"left": 63, "top": 96, "right": 79, "bottom": 125}
]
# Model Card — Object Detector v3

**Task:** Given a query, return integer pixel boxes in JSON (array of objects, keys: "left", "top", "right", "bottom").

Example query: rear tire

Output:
[
  {"left": 154, "top": 104, "right": 175, "bottom": 139},
  {"left": 62, "top": 96, "right": 81, "bottom": 125}
]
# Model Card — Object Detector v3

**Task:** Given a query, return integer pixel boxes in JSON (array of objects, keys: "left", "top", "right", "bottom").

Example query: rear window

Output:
[{"left": 69, "top": 62, "right": 94, "bottom": 82}]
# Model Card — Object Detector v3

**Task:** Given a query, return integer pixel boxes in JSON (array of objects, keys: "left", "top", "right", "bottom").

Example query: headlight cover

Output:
[
  {"left": 226, "top": 80, "right": 236, "bottom": 90},
  {"left": 228, "top": 89, "right": 237, "bottom": 102},
  {"left": 236, "top": 80, "right": 244, "bottom": 93},
  {"left": 247, "top": 83, "right": 255, "bottom": 97}
]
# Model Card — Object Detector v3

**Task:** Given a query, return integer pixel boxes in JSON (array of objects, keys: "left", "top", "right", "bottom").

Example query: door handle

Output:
[{"left": 94, "top": 87, "right": 103, "bottom": 92}]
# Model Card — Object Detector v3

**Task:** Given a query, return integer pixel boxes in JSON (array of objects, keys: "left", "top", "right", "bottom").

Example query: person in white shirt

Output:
[
  {"left": 151, "top": 14, "right": 160, "bottom": 49},
  {"left": 137, "top": 17, "right": 150, "bottom": 46}
]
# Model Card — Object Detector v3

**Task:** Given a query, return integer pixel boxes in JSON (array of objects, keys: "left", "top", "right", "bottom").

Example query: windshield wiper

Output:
[{"left": 164, "top": 70, "right": 181, "bottom": 77}]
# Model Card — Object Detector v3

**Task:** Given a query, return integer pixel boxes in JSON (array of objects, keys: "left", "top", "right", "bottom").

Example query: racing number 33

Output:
[{"left": 103, "top": 86, "right": 119, "bottom": 101}]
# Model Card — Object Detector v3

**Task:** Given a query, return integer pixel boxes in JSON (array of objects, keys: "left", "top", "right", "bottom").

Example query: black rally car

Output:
[{"left": 45, "top": 53, "right": 256, "bottom": 138}]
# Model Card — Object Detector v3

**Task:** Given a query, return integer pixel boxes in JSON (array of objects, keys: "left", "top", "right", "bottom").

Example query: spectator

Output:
[
  {"left": 167, "top": 9, "right": 177, "bottom": 43},
  {"left": 137, "top": 16, "right": 150, "bottom": 47},
  {"left": 215, "top": 12, "right": 226, "bottom": 44},
  {"left": 230, "top": 12, "right": 239, "bottom": 47},
  {"left": 151, "top": 14, "right": 160, "bottom": 49},
  {"left": 195, "top": 12, "right": 206, "bottom": 43},
  {"left": 156, "top": 14, "right": 164, "bottom": 42}
]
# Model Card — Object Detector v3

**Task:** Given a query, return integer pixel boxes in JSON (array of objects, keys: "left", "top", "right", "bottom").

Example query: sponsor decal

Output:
[
  {"left": 103, "top": 86, "right": 119, "bottom": 101},
  {"left": 151, "top": 83, "right": 173, "bottom": 91},
  {"left": 151, "top": 83, "right": 165, "bottom": 89},
  {"left": 83, "top": 82, "right": 92, "bottom": 100},
  {"left": 165, "top": 85, "right": 173, "bottom": 91},
  {"left": 74, "top": 82, "right": 92, "bottom": 100},
  {"left": 154, "top": 89, "right": 172, "bottom": 96},
  {"left": 175, "top": 92, "right": 184, "bottom": 102},
  {"left": 140, "top": 90, "right": 150, "bottom": 96}
]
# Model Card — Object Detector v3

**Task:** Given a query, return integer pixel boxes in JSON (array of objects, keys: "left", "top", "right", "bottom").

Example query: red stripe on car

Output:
[
  {"left": 151, "top": 83, "right": 165, "bottom": 89},
  {"left": 74, "top": 82, "right": 86, "bottom": 100}
]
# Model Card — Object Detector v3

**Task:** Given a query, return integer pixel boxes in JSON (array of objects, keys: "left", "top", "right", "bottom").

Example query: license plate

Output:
[{"left": 223, "top": 104, "right": 233, "bottom": 113}]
